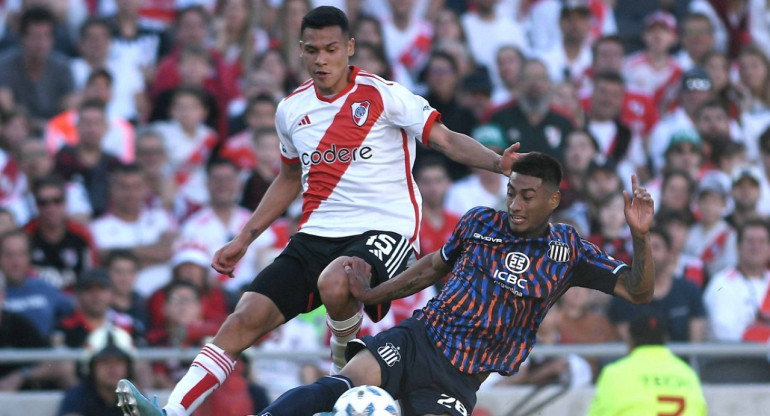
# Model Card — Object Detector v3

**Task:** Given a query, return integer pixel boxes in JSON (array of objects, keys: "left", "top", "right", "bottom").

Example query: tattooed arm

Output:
[
  {"left": 345, "top": 251, "right": 451, "bottom": 304},
  {"left": 613, "top": 174, "right": 655, "bottom": 304}
]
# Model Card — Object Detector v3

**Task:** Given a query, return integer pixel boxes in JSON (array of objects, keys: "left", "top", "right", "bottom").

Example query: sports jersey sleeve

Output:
[
  {"left": 381, "top": 82, "right": 440, "bottom": 146},
  {"left": 570, "top": 238, "right": 628, "bottom": 294},
  {"left": 440, "top": 207, "right": 480, "bottom": 265},
  {"left": 275, "top": 101, "right": 299, "bottom": 164}
]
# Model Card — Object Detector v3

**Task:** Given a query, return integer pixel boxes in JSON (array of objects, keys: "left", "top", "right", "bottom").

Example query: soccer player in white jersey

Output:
[{"left": 116, "top": 6, "right": 521, "bottom": 416}]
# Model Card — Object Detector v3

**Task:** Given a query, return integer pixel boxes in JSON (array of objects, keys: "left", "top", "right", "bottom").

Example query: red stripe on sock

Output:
[
  {"left": 202, "top": 346, "right": 235, "bottom": 370},
  {"left": 200, "top": 349, "right": 229, "bottom": 375},
  {"left": 180, "top": 372, "right": 218, "bottom": 410},
  {"left": 192, "top": 361, "right": 215, "bottom": 376}
]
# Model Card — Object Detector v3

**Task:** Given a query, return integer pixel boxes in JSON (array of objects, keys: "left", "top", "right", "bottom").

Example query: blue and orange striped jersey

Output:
[{"left": 414, "top": 207, "right": 628, "bottom": 375}]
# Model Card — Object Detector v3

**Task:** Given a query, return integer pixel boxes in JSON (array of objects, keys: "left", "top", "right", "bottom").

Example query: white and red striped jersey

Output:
[
  {"left": 277, "top": 67, "right": 440, "bottom": 246},
  {"left": 623, "top": 52, "right": 683, "bottom": 112}
]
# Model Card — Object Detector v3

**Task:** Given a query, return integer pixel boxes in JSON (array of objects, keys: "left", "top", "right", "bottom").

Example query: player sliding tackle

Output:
[
  {"left": 117, "top": 6, "right": 523, "bottom": 416},
  {"left": 254, "top": 153, "right": 654, "bottom": 416}
]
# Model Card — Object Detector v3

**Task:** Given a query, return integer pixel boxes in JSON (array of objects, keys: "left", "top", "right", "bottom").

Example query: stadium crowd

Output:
[{"left": 0, "top": 0, "right": 769, "bottom": 413}]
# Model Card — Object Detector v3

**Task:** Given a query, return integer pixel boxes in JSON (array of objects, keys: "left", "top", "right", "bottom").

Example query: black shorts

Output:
[
  {"left": 345, "top": 318, "right": 481, "bottom": 416},
  {"left": 246, "top": 231, "right": 414, "bottom": 322}
]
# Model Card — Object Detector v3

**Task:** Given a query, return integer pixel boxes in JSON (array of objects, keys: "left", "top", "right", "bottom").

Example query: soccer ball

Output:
[{"left": 332, "top": 385, "right": 400, "bottom": 416}]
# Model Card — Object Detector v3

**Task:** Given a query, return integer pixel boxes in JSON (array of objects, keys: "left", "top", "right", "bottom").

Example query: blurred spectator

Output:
[
  {"left": 693, "top": 99, "right": 732, "bottom": 163},
  {"left": 150, "top": 46, "right": 221, "bottom": 131},
  {"left": 0, "top": 1, "right": 80, "bottom": 57},
  {"left": 22, "top": 175, "right": 97, "bottom": 290},
  {"left": 212, "top": 0, "right": 269, "bottom": 80},
  {"left": 0, "top": 115, "right": 26, "bottom": 222},
  {"left": 457, "top": 66, "right": 494, "bottom": 122},
  {"left": 1, "top": 229, "right": 73, "bottom": 339},
  {"left": 588, "top": 193, "right": 633, "bottom": 264},
  {"left": 151, "top": 5, "right": 237, "bottom": 131},
  {"left": 736, "top": 46, "right": 770, "bottom": 161},
  {"left": 56, "top": 268, "right": 138, "bottom": 348},
  {"left": 538, "top": 0, "right": 593, "bottom": 84},
  {"left": 89, "top": 163, "right": 178, "bottom": 297},
  {"left": 53, "top": 99, "right": 122, "bottom": 218},
  {"left": 433, "top": 38, "right": 475, "bottom": 80},
  {"left": 0, "top": 7, "right": 75, "bottom": 130},
  {"left": 490, "top": 45, "right": 524, "bottom": 106},
  {"left": 10, "top": 138, "right": 92, "bottom": 225},
  {"left": 0, "top": 209, "right": 16, "bottom": 234},
  {"left": 45, "top": 70, "right": 136, "bottom": 164},
  {"left": 444, "top": 125, "right": 508, "bottom": 217},
  {"left": 71, "top": 17, "right": 145, "bottom": 121},
  {"left": 146, "top": 281, "right": 211, "bottom": 352},
  {"left": 381, "top": 0, "right": 433, "bottom": 87},
  {"left": 239, "top": 127, "right": 281, "bottom": 211},
  {"left": 579, "top": 35, "right": 660, "bottom": 139},
  {"left": 557, "top": 130, "right": 598, "bottom": 221},
  {"left": 0, "top": 107, "right": 32, "bottom": 159},
  {"left": 657, "top": 168, "right": 696, "bottom": 215},
  {"left": 179, "top": 158, "right": 274, "bottom": 291},
  {"left": 350, "top": 40, "right": 391, "bottom": 80},
  {"left": 226, "top": 92, "right": 277, "bottom": 143},
  {"left": 484, "top": 59, "right": 574, "bottom": 160},
  {"left": 251, "top": 48, "right": 299, "bottom": 99},
  {"left": 555, "top": 287, "right": 617, "bottom": 381},
  {"left": 274, "top": 0, "right": 312, "bottom": 82},
  {"left": 648, "top": 67, "right": 716, "bottom": 174},
  {"left": 552, "top": 81, "right": 584, "bottom": 128},
  {"left": 584, "top": 156, "right": 623, "bottom": 206},
  {"left": 663, "top": 130, "right": 704, "bottom": 182},
  {"left": 684, "top": 172, "right": 737, "bottom": 277},
  {"left": 432, "top": 7, "right": 465, "bottom": 44},
  {"left": 757, "top": 128, "right": 770, "bottom": 216},
  {"left": 462, "top": 0, "right": 527, "bottom": 86},
  {"left": 588, "top": 314, "right": 707, "bottom": 416},
  {"left": 655, "top": 208, "right": 707, "bottom": 288},
  {"left": 0, "top": 273, "right": 60, "bottom": 392},
  {"left": 105, "top": 249, "right": 148, "bottom": 331},
  {"left": 585, "top": 71, "right": 647, "bottom": 185},
  {"left": 689, "top": 0, "right": 749, "bottom": 59},
  {"left": 528, "top": 0, "right": 616, "bottom": 57},
  {"left": 624, "top": 11, "right": 682, "bottom": 114},
  {"left": 609, "top": 226, "right": 707, "bottom": 343},
  {"left": 57, "top": 326, "right": 135, "bottom": 416},
  {"left": 702, "top": 51, "right": 741, "bottom": 119},
  {"left": 751, "top": 0, "right": 770, "bottom": 59},
  {"left": 103, "top": 0, "right": 168, "bottom": 86},
  {"left": 726, "top": 165, "right": 764, "bottom": 228},
  {"left": 675, "top": 12, "right": 716, "bottom": 71},
  {"left": 146, "top": 243, "right": 228, "bottom": 336},
  {"left": 132, "top": 130, "right": 175, "bottom": 212},
  {"left": 414, "top": 156, "right": 459, "bottom": 289},
  {"left": 220, "top": 95, "right": 278, "bottom": 173},
  {"left": 152, "top": 86, "right": 219, "bottom": 211},
  {"left": 704, "top": 218, "right": 770, "bottom": 342}
]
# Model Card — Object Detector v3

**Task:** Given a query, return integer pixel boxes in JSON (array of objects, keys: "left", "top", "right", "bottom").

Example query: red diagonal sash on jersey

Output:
[
  {"left": 298, "top": 85, "right": 384, "bottom": 229},
  {"left": 742, "top": 273, "right": 770, "bottom": 342},
  {"left": 173, "top": 132, "right": 219, "bottom": 187},
  {"left": 700, "top": 229, "right": 730, "bottom": 263}
]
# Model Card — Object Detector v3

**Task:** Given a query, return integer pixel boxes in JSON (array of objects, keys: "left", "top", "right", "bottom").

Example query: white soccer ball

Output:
[{"left": 332, "top": 385, "right": 400, "bottom": 416}]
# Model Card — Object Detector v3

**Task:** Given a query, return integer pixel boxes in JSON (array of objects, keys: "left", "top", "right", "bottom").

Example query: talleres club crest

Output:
[{"left": 351, "top": 101, "right": 371, "bottom": 127}]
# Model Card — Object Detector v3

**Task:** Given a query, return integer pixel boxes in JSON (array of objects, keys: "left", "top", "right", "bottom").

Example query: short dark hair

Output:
[
  {"left": 301, "top": 6, "right": 349, "bottom": 38},
  {"left": 661, "top": 168, "right": 695, "bottom": 196},
  {"left": 694, "top": 98, "right": 727, "bottom": 120},
  {"left": 104, "top": 249, "right": 140, "bottom": 269},
  {"left": 654, "top": 208, "right": 695, "bottom": 228},
  {"left": 737, "top": 218, "right": 770, "bottom": 244},
  {"left": 245, "top": 93, "right": 277, "bottom": 115},
  {"left": 592, "top": 35, "right": 624, "bottom": 56},
  {"left": 164, "top": 280, "right": 201, "bottom": 300},
  {"left": 0, "top": 229, "right": 29, "bottom": 254},
  {"left": 206, "top": 156, "right": 238, "bottom": 175},
  {"left": 648, "top": 225, "right": 672, "bottom": 249},
  {"left": 629, "top": 313, "right": 668, "bottom": 346},
  {"left": 172, "top": 86, "right": 208, "bottom": 109},
  {"left": 86, "top": 68, "right": 113, "bottom": 87},
  {"left": 414, "top": 155, "right": 449, "bottom": 181},
  {"left": 511, "top": 152, "right": 563, "bottom": 189},
  {"left": 20, "top": 7, "right": 55, "bottom": 36},
  {"left": 78, "top": 98, "right": 107, "bottom": 115},
  {"left": 110, "top": 163, "right": 144, "bottom": 184},
  {"left": 79, "top": 16, "right": 110, "bottom": 39},
  {"left": 32, "top": 175, "right": 66, "bottom": 198}
]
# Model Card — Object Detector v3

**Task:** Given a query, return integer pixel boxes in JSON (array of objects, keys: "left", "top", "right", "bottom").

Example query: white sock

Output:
[
  {"left": 164, "top": 343, "right": 235, "bottom": 416},
  {"left": 327, "top": 312, "right": 363, "bottom": 375}
]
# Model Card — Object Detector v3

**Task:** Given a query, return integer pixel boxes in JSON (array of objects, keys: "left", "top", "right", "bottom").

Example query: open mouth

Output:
[{"left": 510, "top": 215, "right": 525, "bottom": 225}]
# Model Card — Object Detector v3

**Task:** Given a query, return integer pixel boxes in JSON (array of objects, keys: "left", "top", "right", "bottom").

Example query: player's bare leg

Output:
[
  {"left": 117, "top": 292, "right": 285, "bottom": 416},
  {"left": 319, "top": 256, "right": 366, "bottom": 374}
]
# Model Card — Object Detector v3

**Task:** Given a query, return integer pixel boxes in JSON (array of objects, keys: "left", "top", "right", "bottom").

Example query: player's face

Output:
[
  {"left": 300, "top": 26, "right": 355, "bottom": 97},
  {"left": 506, "top": 173, "right": 560, "bottom": 238}
]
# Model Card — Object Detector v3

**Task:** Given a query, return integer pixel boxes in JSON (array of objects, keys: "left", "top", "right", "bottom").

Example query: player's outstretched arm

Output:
[
  {"left": 211, "top": 162, "right": 302, "bottom": 276},
  {"left": 427, "top": 123, "right": 522, "bottom": 176},
  {"left": 613, "top": 174, "right": 655, "bottom": 304},
  {"left": 345, "top": 251, "right": 450, "bottom": 304}
]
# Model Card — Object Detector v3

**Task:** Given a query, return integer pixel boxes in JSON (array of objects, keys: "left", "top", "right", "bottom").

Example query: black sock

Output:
[{"left": 258, "top": 375, "right": 352, "bottom": 416}]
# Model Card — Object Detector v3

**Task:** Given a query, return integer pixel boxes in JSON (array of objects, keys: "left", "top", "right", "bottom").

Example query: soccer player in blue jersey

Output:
[{"left": 255, "top": 152, "right": 654, "bottom": 416}]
